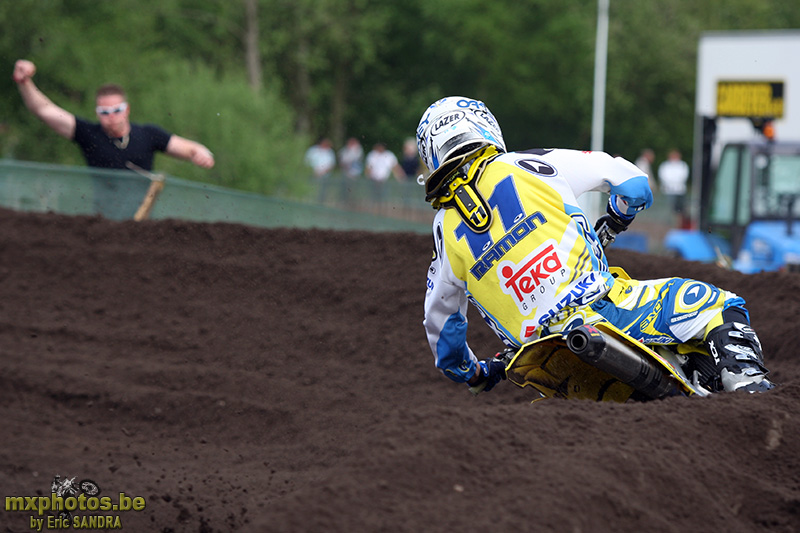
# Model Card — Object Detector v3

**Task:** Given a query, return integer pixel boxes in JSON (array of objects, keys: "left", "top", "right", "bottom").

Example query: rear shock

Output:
[{"left": 566, "top": 325, "right": 679, "bottom": 400}]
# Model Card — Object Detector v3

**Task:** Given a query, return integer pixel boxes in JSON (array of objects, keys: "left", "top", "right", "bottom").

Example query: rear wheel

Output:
[{"left": 79, "top": 479, "right": 100, "bottom": 496}]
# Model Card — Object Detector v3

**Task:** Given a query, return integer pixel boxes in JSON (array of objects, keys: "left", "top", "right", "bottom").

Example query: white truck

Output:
[{"left": 665, "top": 30, "right": 800, "bottom": 272}]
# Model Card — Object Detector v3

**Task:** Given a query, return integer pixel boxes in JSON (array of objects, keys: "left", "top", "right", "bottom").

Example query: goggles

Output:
[{"left": 96, "top": 102, "right": 128, "bottom": 116}]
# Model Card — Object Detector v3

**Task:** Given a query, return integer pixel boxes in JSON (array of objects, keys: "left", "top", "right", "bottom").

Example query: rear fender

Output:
[{"left": 505, "top": 322, "right": 706, "bottom": 402}]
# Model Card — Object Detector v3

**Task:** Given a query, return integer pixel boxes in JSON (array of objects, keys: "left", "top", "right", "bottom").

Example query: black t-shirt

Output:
[{"left": 73, "top": 117, "right": 172, "bottom": 171}]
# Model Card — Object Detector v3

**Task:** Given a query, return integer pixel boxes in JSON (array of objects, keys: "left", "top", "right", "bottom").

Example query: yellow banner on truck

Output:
[{"left": 716, "top": 81, "right": 784, "bottom": 118}]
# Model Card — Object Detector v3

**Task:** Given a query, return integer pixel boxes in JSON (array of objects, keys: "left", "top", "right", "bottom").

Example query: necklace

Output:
[{"left": 113, "top": 133, "right": 130, "bottom": 150}]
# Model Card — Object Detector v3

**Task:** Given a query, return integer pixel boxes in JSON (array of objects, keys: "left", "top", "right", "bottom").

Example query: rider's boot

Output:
[{"left": 704, "top": 320, "right": 775, "bottom": 393}]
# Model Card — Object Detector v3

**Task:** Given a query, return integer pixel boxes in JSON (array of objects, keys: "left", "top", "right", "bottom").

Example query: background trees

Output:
[{"left": 2, "top": 0, "right": 799, "bottom": 196}]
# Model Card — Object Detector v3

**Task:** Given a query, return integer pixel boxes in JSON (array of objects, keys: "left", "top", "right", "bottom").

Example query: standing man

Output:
[
  {"left": 634, "top": 148, "right": 656, "bottom": 192},
  {"left": 305, "top": 138, "right": 336, "bottom": 203},
  {"left": 658, "top": 149, "right": 690, "bottom": 228},
  {"left": 338, "top": 137, "right": 364, "bottom": 205},
  {"left": 400, "top": 137, "right": 421, "bottom": 180},
  {"left": 12, "top": 59, "right": 215, "bottom": 217},
  {"left": 365, "top": 142, "right": 402, "bottom": 210}
]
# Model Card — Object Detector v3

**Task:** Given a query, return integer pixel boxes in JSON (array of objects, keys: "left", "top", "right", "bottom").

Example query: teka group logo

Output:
[{"left": 498, "top": 241, "right": 565, "bottom": 315}]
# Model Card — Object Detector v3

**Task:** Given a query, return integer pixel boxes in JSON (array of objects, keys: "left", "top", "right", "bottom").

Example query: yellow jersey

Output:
[{"left": 424, "top": 149, "right": 652, "bottom": 383}]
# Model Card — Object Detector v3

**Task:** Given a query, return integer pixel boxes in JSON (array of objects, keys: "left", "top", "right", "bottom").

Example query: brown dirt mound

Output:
[{"left": 0, "top": 207, "right": 798, "bottom": 532}]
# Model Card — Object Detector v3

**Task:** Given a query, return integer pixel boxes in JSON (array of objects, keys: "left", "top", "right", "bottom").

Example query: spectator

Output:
[
  {"left": 398, "top": 137, "right": 423, "bottom": 209},
  {"left": 339, "top": 137, "right": 364, "bottom": 180},
  {"left": 338, "top": 137, "right": 364, "bottom": 205},
  {"left": 304, "top": 137, "right": 336, "bottom": 203},
  {"left": 634, "top": 148, "right": 656, "bottom": 191},
  {"left": 400, "top": 137, "right": 421, "bottom": 180},
  {"left": 658, "top": 149, "right": 690, "bottom": 228},
  {"left": 365, "top": 142, "right": 402, "bottom": 209},
  {"left": 13, "top": 59, "right": 214, "bottom": 219}
]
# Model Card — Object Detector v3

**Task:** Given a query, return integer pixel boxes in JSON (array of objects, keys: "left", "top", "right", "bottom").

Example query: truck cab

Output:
[{"left": 665, "top": 140, "right": 800, "bottom": 272}]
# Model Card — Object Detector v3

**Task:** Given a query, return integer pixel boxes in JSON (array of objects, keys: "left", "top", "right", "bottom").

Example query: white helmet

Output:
[{"left": 416, "top": 96, "right": 506, "bottom": 200}]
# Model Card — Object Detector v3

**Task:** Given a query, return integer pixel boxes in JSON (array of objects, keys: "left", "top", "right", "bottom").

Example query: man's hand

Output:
[
  {"left": 12, "top": 59, "right": 76, "bottom": 140},
  {"left": 166, "top": 136, "right": 216, "bottom": 169},
  {"left": 190, "top": 147, "right": 215, "bottom": 169},
  {"left": 13, "top": 59, "right": 36, "bottom": 84},
  {"left": 594, "top": 195, "right": 635, "bottom": 248},
  {"left": 467, "top": 357, "right": 507, "bottom": 395}
]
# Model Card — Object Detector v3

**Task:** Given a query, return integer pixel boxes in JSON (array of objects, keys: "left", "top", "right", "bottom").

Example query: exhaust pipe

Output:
[{"left": 566, "top": 325, "right": 678, "bottom": 399}]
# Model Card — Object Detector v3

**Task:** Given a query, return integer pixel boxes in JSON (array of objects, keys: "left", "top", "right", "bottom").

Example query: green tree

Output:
[
  {"left": 4, "top": 0, "right": 800, "bottom": 198},
  {"left": 606, "top": 0, "right": 800, "bottom": 165},
  {"left": 1, "top": 0, "right": 307, "bottom": 196},
  {"left": 357, "top": 0, "right": 597, "bottom": 151}
]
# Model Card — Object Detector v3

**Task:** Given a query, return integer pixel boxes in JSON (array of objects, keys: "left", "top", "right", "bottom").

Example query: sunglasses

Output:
[{"left": 96, "top": 102, "right": 128, "bottom": 116}]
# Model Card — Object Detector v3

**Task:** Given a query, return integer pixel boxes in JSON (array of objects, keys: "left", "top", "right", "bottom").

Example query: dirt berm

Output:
[{"left": 1, "top": 208, "right": 798, "bottom": 532}]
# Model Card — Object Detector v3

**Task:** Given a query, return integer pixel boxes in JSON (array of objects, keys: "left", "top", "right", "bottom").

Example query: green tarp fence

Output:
[{"left": 0, "top": 159, "right": 432, "bottom": 234}]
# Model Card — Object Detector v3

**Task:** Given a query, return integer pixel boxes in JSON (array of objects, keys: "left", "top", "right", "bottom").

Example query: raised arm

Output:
[
  {"left": 13, "top": 60, "right": 76, "bottom": 140},
  {"left": 164, "top": 135, "right": 215, "bottom": 169}
]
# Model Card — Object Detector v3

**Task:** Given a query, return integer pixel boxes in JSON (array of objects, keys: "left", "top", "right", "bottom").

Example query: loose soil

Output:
[{"left": 1, "top": 208, "right": 798, "bottom": 532}]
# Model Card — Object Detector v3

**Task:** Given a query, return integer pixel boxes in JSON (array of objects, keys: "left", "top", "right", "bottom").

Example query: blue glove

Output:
[
  {"left": 468, "top": 357, "right": 507, "bottom": 395},
  {"left": 594, "top": 195, "right": 635, "bottom": 248}
]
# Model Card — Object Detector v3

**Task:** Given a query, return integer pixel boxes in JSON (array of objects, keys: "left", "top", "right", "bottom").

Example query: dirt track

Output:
[{"left": 1, "top": 207, "right": 798, "bottom": 532}]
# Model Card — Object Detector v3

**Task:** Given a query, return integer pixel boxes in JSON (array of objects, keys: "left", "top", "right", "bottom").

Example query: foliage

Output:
[
  {"left": 0, "top": 0, "right": 307, "bottom": 196},
  {"left": 136, "top": 61, "right": 307, "bottom": 195},
  {"left": 2, "top": 0, "right": 800, "bottom": 193}
]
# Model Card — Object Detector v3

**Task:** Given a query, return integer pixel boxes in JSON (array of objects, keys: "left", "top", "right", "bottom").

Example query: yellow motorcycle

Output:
[
  {"left": 485, "top": 223, "right": 728, "bottom": 402},
  {"left": 498, "top": 318, "right": 713, "bottom": 402}
]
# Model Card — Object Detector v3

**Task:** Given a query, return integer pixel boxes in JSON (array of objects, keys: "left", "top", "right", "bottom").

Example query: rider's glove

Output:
[
  {"left": 594, "top": 195, "right": 635, "bottom": 248},
  {"left": 467, "top": 356, "right": 507, "bottom": 395}
]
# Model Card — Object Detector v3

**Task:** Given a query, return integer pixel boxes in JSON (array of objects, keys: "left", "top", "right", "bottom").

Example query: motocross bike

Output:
[
  {"left": 51, "top": 475, "right": 101, "bottom": 520},
  {"left": 496, "top": 221, "right": 719, "bottom": 403},
  {"left": 498, "top": 311, "right": 715, "bottom": 402}
]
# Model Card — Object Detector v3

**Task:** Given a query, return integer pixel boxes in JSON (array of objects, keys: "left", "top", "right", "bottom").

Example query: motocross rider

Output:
[{"left": 417, "top": 96, "right": 774, "bottom": 395}]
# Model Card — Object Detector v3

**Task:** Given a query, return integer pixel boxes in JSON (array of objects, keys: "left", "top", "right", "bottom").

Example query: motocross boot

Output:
[{"left": 704, "top": 321, "right": 775, "bottom": 393}]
